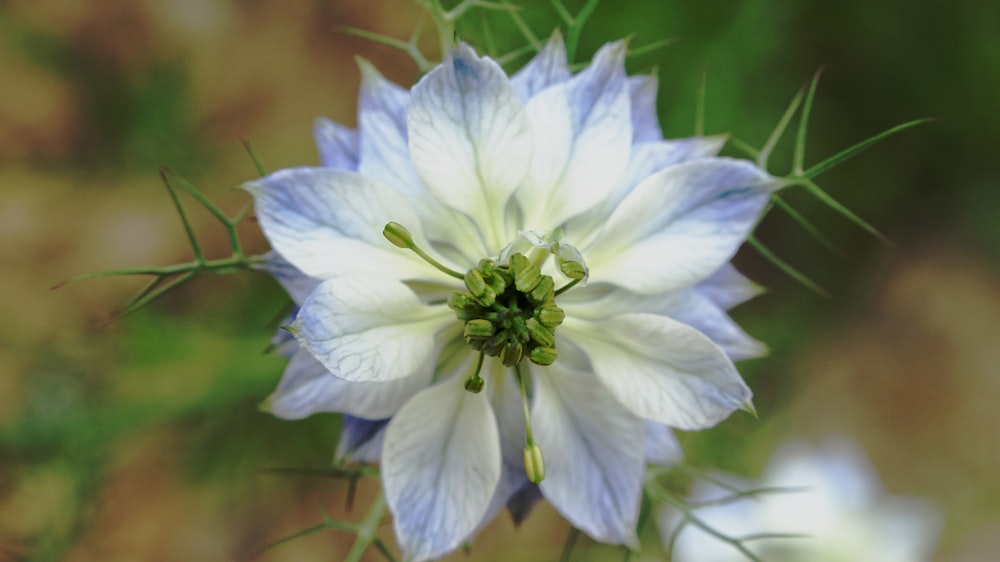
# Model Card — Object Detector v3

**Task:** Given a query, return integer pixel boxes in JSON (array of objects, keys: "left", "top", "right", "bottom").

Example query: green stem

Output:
[{"left": 344, "top": 491, "right": 389, "bottom": 562}]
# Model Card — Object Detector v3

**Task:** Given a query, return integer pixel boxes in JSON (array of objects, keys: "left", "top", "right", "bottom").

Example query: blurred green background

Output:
[{"left": 1, "top": 0, "right": 998, "bottom": 560}]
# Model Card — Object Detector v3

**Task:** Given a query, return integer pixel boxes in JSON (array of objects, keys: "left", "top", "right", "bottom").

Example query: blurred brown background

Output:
[{"left": 1, "top": 0, "right": 998, "bottom": 560}]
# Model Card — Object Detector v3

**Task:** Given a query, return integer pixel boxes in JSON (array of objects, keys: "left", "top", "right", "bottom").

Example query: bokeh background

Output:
[{"left": 2, "top": 0, "right": 998, "bottom": 560}]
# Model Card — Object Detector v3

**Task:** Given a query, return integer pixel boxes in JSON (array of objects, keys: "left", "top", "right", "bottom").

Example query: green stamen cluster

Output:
[{"left": 448, "top": 253, "right": 565, "bottom": 367}]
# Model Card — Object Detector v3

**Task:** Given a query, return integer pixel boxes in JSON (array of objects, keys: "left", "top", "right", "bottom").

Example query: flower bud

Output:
[{"left": 529, "top": 346, "right": 558, "bottom": 366}]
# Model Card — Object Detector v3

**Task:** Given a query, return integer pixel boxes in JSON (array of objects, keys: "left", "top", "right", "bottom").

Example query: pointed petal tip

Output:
[
  {"left": 238, "top": 179, "right": 262, "bottom": 195},
  {"left": 741, "top": 399, "right": 759, "bottom": 419}
]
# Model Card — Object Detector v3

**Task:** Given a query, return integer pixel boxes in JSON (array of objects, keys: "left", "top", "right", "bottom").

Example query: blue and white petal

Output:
[
  {"left": 510, "top": 31, "right": 571, "bottom": 101},
  {"left": 532, "top": 363, "right": 644, "bottom": 547},
  {"left": 645, "top": 421, "right": 684, "bottom": 466},
  {"left": 408, "top": 43, "right": 533, "bottom": 251},
  {"left": 313, "top": 117, "right": 359, "bottom": 170},
  {"left": 627, "top": 74, "right": 663, "bottom": 143},
  {"left": 383, "top": 378, "right": 502, "bottom": 562},
  {"left": 245, "top": 167, "right": 449, "bottom": 282},
  {"left": 562, "top": 313, "right": 753, "bottom": 430},
  {"left": 585, "top": 158, "right": 777, "bottom": 294},
  {"left": 518, "top": 41, "right": 632, "bottom": 230},
  {"left": 336, "top": 416, "right": 388, "bottom": 463},
  {"left": 265, "top": 347, "right": 435, "bottom": 419},
  {"left": 291, "top": 274, "right": 452, "bottom": 383}
]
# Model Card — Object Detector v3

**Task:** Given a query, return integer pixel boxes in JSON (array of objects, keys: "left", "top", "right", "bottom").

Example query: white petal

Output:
[
  {"left": 587, "top": 158, "right": 776, "bottom": 294},
  {"left": 563, "top": 313, "right": 752, "bottom": 430},
  {"left": 519, "top": 41, "right": 632, "bottom": 229},
  {"left": 356, "top": 59, "right": 425, "bottom": 195},
  {"left": 313, "top": 117, "right": 358, "bottom": 170},
  {"left": 291, "top": 275, "right": 452, "bottom": 382},
  {"left": 511, "top": 31, "right": 571, "bottom": 101},
  {"left": 562, "top": 283, "right": 765, "bottom": 361},
  {"left": 480, "top": 363, "right": 529, "bottom": 527},
  {"left": 645, "top": 421, "right": 684, "bottom": 466},
  {"left": 244, "top": 167, "right": 439, "bottom": 281},
  {"left": 566, "top": 136, "right": 728, "bottom": 240},
  {"left": 383, "top": 378, "right": 502, "bottom": 562},
  {"left": 628, "top": 74, "right": 663, "bottom": 142},
  {"left": 265, "top": 347, "right": 435, "bottom": 419},
  {"left": 254, "top": 251, "right": 319, "bottom": 305},
  {"left": 336, "top": 416, "right": 388, "bottom": 462},
  {"left": 532, "top": 363, "right": 644, "bottom": 547},
  {"left": 408, "top": 43, "right": 533, "bottom": 249},
  {"left": 696, "top": 262, "right": 764, "bottom": 310}
]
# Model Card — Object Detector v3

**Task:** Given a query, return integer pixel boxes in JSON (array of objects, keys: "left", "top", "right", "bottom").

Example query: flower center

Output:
[{"left": 448, "top": 253, "right": 564, "bottom": 368}]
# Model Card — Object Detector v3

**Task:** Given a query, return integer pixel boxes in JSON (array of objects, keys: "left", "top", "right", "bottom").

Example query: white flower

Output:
[
  {"left": 247, "top": 33, "right": 776, "bottom": 561},
  {"left": 661, "top": 437, "right": 941, "bottom": 562}
]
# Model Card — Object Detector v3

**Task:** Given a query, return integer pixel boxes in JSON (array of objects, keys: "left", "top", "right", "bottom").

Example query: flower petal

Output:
[
  {"left": 313, "top": 117, "right": 359, "bottom": 170},
  {"left": 563, "top": 313, "right": 752, "bottom": 430},
  {"left": 696, "top": 262, "right": 765, "bottom": 310},
  {"left": 628, "top": 74, "right": 663, "bottom": 143},
  {"left": 532, "top": 363, "right": 644, "bottom": 547},
  {"left": 356, "top": 59, "right": 425, "bottom": 194},
  {"left": 480, "top": 363, "right": 529, "bottom": 527},
  {"left": 336, "top": 416, "right": 388, "bottom": 462},
  {"left": 265, "top": 347, "right": 435, "bottom": 419},
  {"left": 586, "top": 158, "right": 776, "bottom": 294},
  {"left": 254, "top": 251, "right": 320, "bottom": 306},
  {"left": 244, "top": 167, "right": 440, "bottom": 281},
  {"left": 383, "top": 378, "right": 502, "bottom": 562},
  {"left": 645, "top": 421, "right": 684, "bottom": 466},
  {"left": 291, "top": 275, "right": 452, "bottom": 383},
  {"left": 562, "top": 282, "right": 765, "bottom": 361},
  {"left": 566, "top": 136, "right": 728, "bottom": 240},
  {"left": 510, "top": 31, "right": 571, "bottom": 101},
  {"left": 408, "top": 43, "right": 533, "bottom": 249},
  {"left": 518, "top": 41, "right": 632, "bottom": 229}
]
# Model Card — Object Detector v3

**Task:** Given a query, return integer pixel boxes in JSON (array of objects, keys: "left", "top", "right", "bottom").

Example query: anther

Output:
[{"left": 523, "top": 442, "right": 545, "bottom": 484}]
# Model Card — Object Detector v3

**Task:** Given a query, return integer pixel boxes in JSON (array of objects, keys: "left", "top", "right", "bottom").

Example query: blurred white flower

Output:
[
  {"left": 248, "top": 33, "right": 776, "bottom": 561},
  {"left": 661, "top": 437, "right": 941, "bottom": 562}
]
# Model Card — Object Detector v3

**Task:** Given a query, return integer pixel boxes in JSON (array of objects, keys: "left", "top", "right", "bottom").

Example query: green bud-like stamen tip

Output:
[
  {"left": 383, "top": 222, "right": 465, "bottom": 280},
  {"left": 383, "top": 222, "right": 413, "bottom": 248},
  {"left": 464, "top": 352, "right": 487, "bottom": 394},
  {"left": 559, "top": 260, "right": 586, "bottom": 280},
  {"left": 451, "top": 253, "right": 564, "bottom": 368},
  {"left": 523, "top": 442, "right": 545, "bottom": 484}
]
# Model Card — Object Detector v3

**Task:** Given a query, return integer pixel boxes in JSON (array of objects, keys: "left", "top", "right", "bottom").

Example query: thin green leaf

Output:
[
  {"left": 795, "top": 178, "right": 892, "bottom": 246},
  {"left": 802, "top": 117, "right": 935, "bottom": 179},
  {"left": 749, "top": 236, "right": 831, "bottom": 298},
  {"left": 254, "top": 521, "right": 333, "bottom": 556},
  {"left": 627, "top": 36, "right": 679, "bottom": 60},
  {"left": 793, "top": 67, "right": 824, "bottom": 176},
  {"left": 114, "top": 271, "right": 197, "bottom": 319},
  {"left": 771, "top": 196, "right": 846, "bottom": 256},
  {"left": 263, "top": 465, "right": 380, "bottom": 479},
  {"left": 339, "top": 25, "right": 432, "bottom": 72},
  {"left": 501, "top": 0, "right": 541, "bottom": 50},
  {"left": 758, "top": 85, "right": 805, "bottom": 172},
  {"left": 728, "top": 136, "right": 760, "bottom": 160},
  {"left": 564, "top": 0, "right": 601, "bottom": 63},
  {"left": 159, "top": 168, "right": 203, "bottom": 262},
  {"left": 242, "top": 140, "right": 267, "bottom": 177},
  {"left": 549, "top": 0, "right": 574, "bottom": 25},
  {"left": 559, "top": 526, "right": 580, "bottom": 562}
]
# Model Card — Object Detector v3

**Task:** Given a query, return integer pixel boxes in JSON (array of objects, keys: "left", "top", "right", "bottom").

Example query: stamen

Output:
[
  {"left": 450, "top": 252, "right": 565, "bottom": 368},
  {"left": 383, "top": 222, "right": 465, "bottom": 280},
  {"left": 464, "top": 352, "right": 486, "bottom": 394},
  {"left": 516, "top": 364, "right": 544, "bottom": 483},
  {"left": 553, "top": 278, "right": 581, "bottom": 297}
]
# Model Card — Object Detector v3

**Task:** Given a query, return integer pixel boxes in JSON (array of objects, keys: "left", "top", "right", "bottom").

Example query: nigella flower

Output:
[
  {"left": 661, "top": 437, "right": 941, "bottom": 561},
  {"left": 247, "top": 33, "right": 776, "bottom": 561}
]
